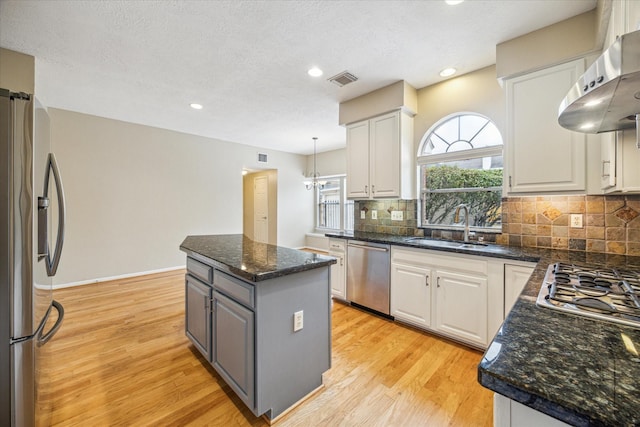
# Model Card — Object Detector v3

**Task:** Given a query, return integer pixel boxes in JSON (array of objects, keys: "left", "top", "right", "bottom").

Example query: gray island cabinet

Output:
[{"left": 180, "top": 234, "right": 335, "bottom": 422}]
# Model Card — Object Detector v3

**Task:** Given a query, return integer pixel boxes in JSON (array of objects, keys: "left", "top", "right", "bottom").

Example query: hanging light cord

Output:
[{"left": 312, "top": 137, "right": 318, "bottom": 182}]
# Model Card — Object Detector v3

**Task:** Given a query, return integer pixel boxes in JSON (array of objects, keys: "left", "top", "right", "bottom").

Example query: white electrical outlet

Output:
[
  {"left": 570, "top": 214, "right": 583, "bottom": 228},
  {"left": 360, "top": 210, "right": 366, "bottom": 219},
  {"left": 293, "top": 310, "right": 304, "bottom": 332},
  {"left": 372, "top": 210, "right": 377, "bottom": 220},
  {"left": 391, "top": 211, "right": 403, "bottom": 221}
]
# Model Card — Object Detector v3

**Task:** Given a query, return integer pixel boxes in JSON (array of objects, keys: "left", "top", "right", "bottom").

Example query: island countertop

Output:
[{"left": 179, "top": 234, "right": 336, "bottom": 282}]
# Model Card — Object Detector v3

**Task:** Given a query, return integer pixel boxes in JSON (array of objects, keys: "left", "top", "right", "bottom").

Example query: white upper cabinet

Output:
[
  {"left": 346, "top": 110, "right": 414, "bottom": 199},
  {"left": 599, "top": 1, "right": 640, "bottom": 195},
  {"left": 346, "top": 120, "right": 370, "bottom": 199},
  {"left": 603, "top": 130, "right": 640, "bottom": 193},
  {"left": 505, "top": 58, "right": 587, "bottom": 194},
  {"left": 606, "top": 0, "right": 640, "bottom": 48}
]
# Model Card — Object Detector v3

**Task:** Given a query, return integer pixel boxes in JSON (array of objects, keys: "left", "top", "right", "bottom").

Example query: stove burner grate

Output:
[{"left": 538, "top": 262, "right": 640, "bottom": 328}]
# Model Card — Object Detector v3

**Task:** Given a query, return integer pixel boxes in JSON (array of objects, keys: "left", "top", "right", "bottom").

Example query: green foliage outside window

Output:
[{"left": 423, "top": 164, "right": 502, "bottom": 228}]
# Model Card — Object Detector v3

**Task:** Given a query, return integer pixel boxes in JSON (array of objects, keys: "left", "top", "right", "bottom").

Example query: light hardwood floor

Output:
[{"left": 42, "top": 270, "right": 493, "bottom": 426}]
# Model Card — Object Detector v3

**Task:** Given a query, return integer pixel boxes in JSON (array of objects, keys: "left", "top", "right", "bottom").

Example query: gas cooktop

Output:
[{"left": 536, "top": 262, "right": 640, "bottom": 328}]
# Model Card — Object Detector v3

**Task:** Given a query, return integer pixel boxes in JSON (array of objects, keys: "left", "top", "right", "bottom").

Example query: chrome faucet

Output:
[{"left": 454, "top": 204, "right": 470, "bottom": 243}]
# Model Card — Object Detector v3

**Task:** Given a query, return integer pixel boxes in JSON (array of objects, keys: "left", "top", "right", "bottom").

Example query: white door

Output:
[{"left": 253, "top": 176, "right": 268, "bottom": 243}]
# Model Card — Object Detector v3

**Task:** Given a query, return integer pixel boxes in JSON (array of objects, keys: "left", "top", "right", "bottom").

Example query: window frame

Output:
[
  {"left": 314, "top": 175, "right": 354, "bottom": 233},
  {"left": 417, "top": 112, "right": 504, "bottom": 232}
]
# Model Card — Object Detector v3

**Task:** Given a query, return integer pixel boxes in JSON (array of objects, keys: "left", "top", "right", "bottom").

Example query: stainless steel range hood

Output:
[{"left": 558, "top": 29, "right": 640, "bottom": 135}]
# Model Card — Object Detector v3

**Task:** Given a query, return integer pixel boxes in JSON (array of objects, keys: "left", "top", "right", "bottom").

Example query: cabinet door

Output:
[
  {"left": 329, "top": 252, "right": 347, "bottom": 300},
  {"left": 628, "top": 0, "right": 640, "bottom": 32},
  {"left": 390, "top": 263, "right": 431, "bottom": 328},
  {"left": 503, "top": 264, "right": 535, "bottom": 318},
  {"left": 617, "top": 129, "right": 640, "bottom": 192},
  {"left": 601, "top": 132, "right": 617, "bottom": 190},
  {"left": 434, "top": 270, "right": 488, "bottom": 346},
  {"left": 370, "top": 112, "right": 400, "bottom": 198},
  {"left": 212, "top": 291, "right": 255, "bottom": 410},
  {"left": 185, "top": 275, "right": 212, "bottom": 361},
  {"left": 506, "top": 59, "right": 586, "bottom": 194},
  {"left": 346, "top": 120, "right": 370, "bottom": 198}
]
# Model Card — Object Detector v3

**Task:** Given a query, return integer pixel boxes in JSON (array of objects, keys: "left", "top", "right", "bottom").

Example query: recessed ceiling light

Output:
[
  {"left": 445, "top": 0, "right": 464, "bottom": 5},
  {"left": 190, "top": 103, "right": 203, "bottom": 110},
  {"left": 439, "top": 67, "right": 457, "bottom": 77},
  {"left": 585, "top": 99, "right": 602, "bottom": 107},
  {"left": 580, "top": 122, "right": 595, "bottom": 130},
  {"left": 308, "top": 67, "right": 323, "bottom": 77}
]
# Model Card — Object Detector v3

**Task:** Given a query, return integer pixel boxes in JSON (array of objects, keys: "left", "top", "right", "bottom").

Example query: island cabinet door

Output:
[
  {"left": 212, "top": 290, "right": 255, "bottom": 412},
  {"left": 185, "top": 274, "right": 212, "bottom": 361}
]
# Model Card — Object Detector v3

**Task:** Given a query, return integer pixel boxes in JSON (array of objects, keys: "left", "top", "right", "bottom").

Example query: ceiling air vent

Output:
[
  {"left": 328, "top": 71, "right": 358, "bottom": 87},
  {"left": 257, "top": 153, "right": 268, "bottom": 163}
]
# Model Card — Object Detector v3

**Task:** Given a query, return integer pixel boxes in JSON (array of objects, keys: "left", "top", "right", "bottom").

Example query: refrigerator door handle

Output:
[
  {"left": 37, "top": 300, "right": 64, "bottom": 345},
  {"left": 42, "top": 153, "right": 66, "bottom": 276}
]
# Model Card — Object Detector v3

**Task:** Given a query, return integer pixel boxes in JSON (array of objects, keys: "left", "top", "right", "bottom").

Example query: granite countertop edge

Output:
[{"left": 180, "top": 235, "right": 336, "bottom": 283}]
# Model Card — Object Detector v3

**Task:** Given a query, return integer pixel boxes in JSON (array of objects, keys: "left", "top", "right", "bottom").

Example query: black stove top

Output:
[{"left": 536, "top": 262, "right": 640, "bottom": 328}]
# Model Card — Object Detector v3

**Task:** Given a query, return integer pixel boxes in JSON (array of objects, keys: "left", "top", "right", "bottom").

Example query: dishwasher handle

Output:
[{"left": 347, "top": 243, "right": 389, "bottom": 252}]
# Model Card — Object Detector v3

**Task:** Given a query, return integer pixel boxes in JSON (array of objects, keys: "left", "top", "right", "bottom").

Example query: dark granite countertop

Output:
[
  {"left": 326, "top": 231, "right": 640, "bottom": 426},
  {"left": 325, "top": 231, "right": 542, "bottom": 262},
  {"left": 180, "top": 234, "right": 335, "bottom": 282}
]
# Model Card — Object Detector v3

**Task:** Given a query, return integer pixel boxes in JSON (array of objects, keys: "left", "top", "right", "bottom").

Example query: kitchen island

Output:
[{"left": 179, "top": 234, "right": 335, "bottom": 422}]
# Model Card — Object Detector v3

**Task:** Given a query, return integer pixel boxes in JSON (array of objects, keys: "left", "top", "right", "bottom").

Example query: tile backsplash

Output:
[
  {"left": 352, "top": 194, "right": 640, "bottom": 256},
  {"left": 498, "top": 195, "right": 640, "bottom": 256},
  {"left": 353, "top": 200, "right": 420, "bottom": 236}
]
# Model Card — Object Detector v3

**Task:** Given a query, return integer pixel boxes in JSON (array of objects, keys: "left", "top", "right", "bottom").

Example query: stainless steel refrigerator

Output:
[{"left": 1, "top": 88, "right": 66, "bottom": 426}]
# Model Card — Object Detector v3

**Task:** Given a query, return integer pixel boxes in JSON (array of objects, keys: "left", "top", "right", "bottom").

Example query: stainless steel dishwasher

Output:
[{"left": 347, "top": 240, "right": 391, "bottom": 315}]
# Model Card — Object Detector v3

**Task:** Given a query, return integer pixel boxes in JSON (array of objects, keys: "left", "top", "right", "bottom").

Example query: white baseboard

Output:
[{"left": 53, "top": 265, "right": 185, "bottom": 290}]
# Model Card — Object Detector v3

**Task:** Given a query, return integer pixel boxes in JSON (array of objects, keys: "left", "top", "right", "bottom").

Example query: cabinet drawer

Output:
[
  {"left": 214, "top": 270, "right": 255, "bottom": 309},
  {"left": 187, "top": 256, "right": 214, "bottom": 284},
  {"left": 329, "top": 239, "right": 345, "bottom": 252}
]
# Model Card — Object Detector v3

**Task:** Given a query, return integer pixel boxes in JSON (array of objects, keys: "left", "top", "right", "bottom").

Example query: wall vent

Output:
[
  {"left": 257, "top": 153, "right": 268, "bottom": 163},
  {"left": 328, "top": 71, "right": 358, "bottom": 87}
]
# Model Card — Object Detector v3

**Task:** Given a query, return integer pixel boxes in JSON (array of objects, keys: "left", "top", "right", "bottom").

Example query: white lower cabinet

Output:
[
  {"left": 391, "top": 247, "right": 502, "bottom": 348},
  {"left": 504, "top": 263, "right": 536, "bottom": 317},
  {"left": 390, "top": 261, "right": 432, "bottom": 329},
  {"left": 434, "top": 269, "right": 488, "bottom": 347},
  {"left": 494, "top": 394, "right": 570, "bottom": 427},
  {"left": 329, "top": 239, "right": 347, "bottom": 300}
]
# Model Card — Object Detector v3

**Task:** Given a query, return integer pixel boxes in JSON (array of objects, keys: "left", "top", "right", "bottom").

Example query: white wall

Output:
[
  {"left": 307, "top": 148, "right": 347, "bottom": 178},
  {"left": 50, "top": 108, "right": 313, "bottom": 286}
]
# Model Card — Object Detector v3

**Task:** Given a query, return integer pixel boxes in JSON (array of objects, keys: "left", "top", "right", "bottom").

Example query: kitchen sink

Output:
[{"left": 402, "top": 237, "right": 508, "bottom": 252}]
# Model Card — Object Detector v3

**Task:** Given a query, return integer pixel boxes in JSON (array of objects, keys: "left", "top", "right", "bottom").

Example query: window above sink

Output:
[{"left": 417, "top": 112, "right": 503, "bottom": 233}]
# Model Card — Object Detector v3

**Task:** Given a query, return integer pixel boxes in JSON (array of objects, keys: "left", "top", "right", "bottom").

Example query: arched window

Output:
[{"left": 417, "top": 112, "right": 503, "bottom": 231}]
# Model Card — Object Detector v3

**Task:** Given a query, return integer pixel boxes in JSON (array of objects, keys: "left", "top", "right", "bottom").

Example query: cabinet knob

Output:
[
  {"left": 372, "top": 185, "right": 375, "bottom": 194},
  {"left": 365, "top": 185, "right": 368, "bottom": 195},
  {"left": 437, "top": 277, "right": 440, "bottom": 287},
  {"left": 425, "top": 275, "right": 429, "bottom": 286}
]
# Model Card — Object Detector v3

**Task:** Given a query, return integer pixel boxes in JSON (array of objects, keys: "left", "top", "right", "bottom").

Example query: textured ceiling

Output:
[{"left": 0, "top": 0, "right": 596, "bottom": 155}]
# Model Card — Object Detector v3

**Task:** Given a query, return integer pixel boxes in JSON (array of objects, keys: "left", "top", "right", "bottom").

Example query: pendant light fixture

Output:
[{"left": 304, "top": 137, "right": 327, "bottom": 190}]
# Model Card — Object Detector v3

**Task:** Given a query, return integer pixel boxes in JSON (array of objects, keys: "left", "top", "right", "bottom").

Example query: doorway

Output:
[{"left": 242, "top": 169, "right": 277, "bottom": 245}]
